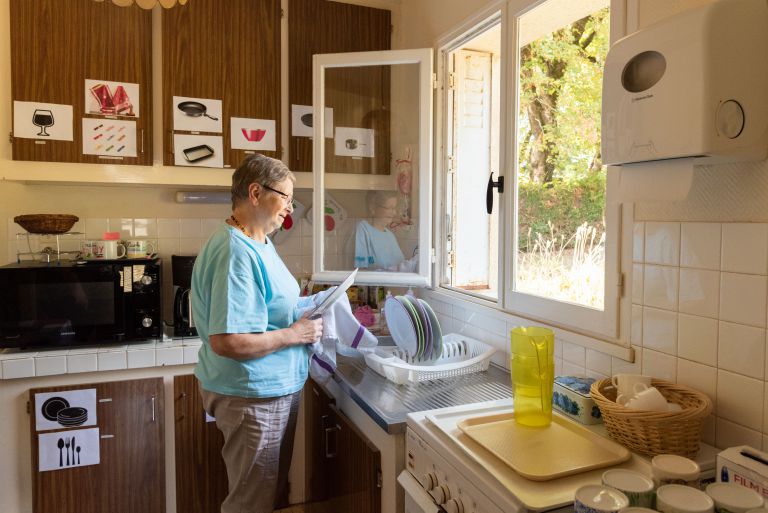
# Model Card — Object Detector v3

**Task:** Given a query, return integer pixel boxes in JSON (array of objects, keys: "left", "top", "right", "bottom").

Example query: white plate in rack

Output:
[{"left": 384, "top": 295, "right": 418, "bottom": 356}]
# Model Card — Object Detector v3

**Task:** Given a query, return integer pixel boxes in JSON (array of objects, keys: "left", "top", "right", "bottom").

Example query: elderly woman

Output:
[
  {"left": 192, "top": 154, "right": 323, "bottom": 513},
  {"left": 354, "top": 190, "right": 407, "bottom": 270}
]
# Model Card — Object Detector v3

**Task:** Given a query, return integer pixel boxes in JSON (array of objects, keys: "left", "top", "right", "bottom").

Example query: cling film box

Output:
[
  {"left": 552, "top": 376, "right": 602, "bottom": 425},
  {"left": 717, "top": 445, "right": 768, "bottom": 500}
]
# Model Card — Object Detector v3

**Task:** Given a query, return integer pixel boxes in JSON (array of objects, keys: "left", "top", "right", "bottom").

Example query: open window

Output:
[{"left": 311, "top": 49, "right": 434, "bottom": 287}]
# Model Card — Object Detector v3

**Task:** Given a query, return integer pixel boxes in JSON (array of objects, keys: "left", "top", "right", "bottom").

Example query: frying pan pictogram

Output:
[{"left": 177, "top": 101, "right": 219, "bottom": 121}]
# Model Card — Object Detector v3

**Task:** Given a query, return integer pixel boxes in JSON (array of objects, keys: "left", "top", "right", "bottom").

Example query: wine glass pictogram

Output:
[{"left": 32, "top": 109, "right": 54, "bottom": 136}]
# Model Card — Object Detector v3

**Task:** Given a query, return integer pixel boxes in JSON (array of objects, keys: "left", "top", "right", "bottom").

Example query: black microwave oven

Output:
[{"left": 0, "top": 258, "right": 162, "bottom": 349}]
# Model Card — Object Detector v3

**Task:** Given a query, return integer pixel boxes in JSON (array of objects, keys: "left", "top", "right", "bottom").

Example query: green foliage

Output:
[{"left": 517, "top": 174, "right": 605, "bottom": 251}]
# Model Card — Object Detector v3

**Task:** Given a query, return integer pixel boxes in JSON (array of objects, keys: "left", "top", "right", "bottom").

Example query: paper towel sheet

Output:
[{"left": 615, "top": 157, "right": 694, "bottom": 202}]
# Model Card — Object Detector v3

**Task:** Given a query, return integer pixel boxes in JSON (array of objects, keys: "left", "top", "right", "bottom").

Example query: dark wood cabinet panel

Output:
[
  {"left": 162, "top": 0, "right": 281, "bottom": 167},
  {"left": 29, "top": 378, "right": 164, "bottom": 513},
  {"left": 288, "top": 0, "right": 391, "bottom": 174},
  {"left": 173, "top": 374, "right": 228, "bottom": 513},
  {"left": 10, "top": 0, "right": 153, "bottom": 165},
  {"left": 305, "top": 379, "right": 381, "bottom": 513}
]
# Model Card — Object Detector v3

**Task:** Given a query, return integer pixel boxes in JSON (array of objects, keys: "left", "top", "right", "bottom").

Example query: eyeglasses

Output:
[{"left": 261, "top": 184, "right": 293, "bottom": 205}]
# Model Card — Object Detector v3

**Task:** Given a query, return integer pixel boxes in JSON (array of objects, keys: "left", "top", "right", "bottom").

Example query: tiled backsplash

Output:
[{"left": 423, "top": 221, "right": 768, "bottom": 452}]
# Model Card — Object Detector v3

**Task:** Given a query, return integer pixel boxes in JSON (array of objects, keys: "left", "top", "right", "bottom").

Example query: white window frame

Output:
[
  {"left": 434, "top": 0, "right": 633, "bottom": 341},
  {"left": 311, "top": 49, "right": 434, "bottom": 287}
]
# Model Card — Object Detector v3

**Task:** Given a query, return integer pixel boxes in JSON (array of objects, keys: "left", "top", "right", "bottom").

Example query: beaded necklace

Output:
[{"left": 228, "top": 214, "right": 258, "bottom": 241}]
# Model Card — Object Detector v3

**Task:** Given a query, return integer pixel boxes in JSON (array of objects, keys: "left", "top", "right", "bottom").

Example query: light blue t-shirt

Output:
[
  {"left": 354, "top": 220, "right": 405, "bottom": 269},
  {"left": 192, "top": 223, "right": 305, "bottom": 398}
]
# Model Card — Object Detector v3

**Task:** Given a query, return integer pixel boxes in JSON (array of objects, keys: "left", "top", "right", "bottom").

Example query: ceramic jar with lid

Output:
[{"left": 652, "top": 454, "right": 701, "bottom": 488}]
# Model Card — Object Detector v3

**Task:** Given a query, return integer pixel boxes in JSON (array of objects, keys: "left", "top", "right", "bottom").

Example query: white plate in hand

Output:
[{"left": 384, "top": 296, "right": 418, "bottom": 357}]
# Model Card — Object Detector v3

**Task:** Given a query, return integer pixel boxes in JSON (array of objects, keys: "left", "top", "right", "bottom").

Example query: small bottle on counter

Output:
[{"left": 652, "top": 454, "right": 701, "bottom": 488}]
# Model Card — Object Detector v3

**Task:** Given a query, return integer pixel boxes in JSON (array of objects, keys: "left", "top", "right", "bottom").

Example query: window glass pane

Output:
[
  {"left": 321, "top": 63, "right": 421, "bottom": 274},
  {"left": 515, "top": 1, "right": 609, "bottom": 309},
  {"left": 443, "top": 22, "right": 501, "bottom": 300}
]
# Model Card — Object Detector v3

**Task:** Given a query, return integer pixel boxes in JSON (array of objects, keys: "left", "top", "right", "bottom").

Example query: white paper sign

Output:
[
  {"left": 173, "top": 96, "right": 223, "bottom": 133},
  {"left": 13, "top": 101, "right": 74, "bottom": 141},
  {"left": 38, "top": 428, "right": 100, "bottom": 472},
  {"left": 82, "top": 118, "right": 137, "bottom": 157},
  {"left": 84, "top": 79, "right": 140, "bottom": 118},
  {"left": 174, "top": 134, "right": 224, "bottom": 168},
  {"left": 335, "top": 127, "right": 375, "bottom": 158},
  {"left": 230, "top": 117, "right": 276, "bottom": 151},
  {"left": 35, "top": 389, "right": 97, "bottom": 432},
  {"left": 291, "top": 105, "right": 334, "bottom": 138}
]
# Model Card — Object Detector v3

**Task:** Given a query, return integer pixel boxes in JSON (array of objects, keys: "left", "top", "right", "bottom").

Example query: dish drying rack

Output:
[
  {"left": 364, "top": 334, "right": 496, "bottom": 385},
  {"left": 15, "top": 232, "right": 83, "bottom": 264}
]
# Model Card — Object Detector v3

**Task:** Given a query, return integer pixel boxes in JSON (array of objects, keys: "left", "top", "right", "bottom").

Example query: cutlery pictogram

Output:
[
  {"left": 65, "top": 437, "right": 70, "bottom": 466},
  {"left": 57, "top": 438, "right": 64, "bottom": 467}
]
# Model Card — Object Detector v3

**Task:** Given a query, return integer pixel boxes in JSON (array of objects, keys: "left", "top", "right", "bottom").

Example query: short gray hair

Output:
[
  {"left": 231, "top": 154, "right": 295, "bottom": 208},
  {"left": 366, "top": 190, "right": 397, "bottom": 210}
]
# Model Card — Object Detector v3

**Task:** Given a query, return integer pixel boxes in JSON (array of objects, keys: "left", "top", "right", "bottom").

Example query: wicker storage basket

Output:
[
  {"left": 14, "top": 214, "right": 79, "bottom": 234},
  {"left": 590, "top": 378, "right": 712, "bottom": 458}
]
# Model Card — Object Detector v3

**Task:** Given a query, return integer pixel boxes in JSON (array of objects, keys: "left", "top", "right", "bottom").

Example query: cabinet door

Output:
[
  {"left": 11, "top": 0, "right": 153, "bottom": 165},
  {"left": 29, "top": 378, "right": 164, "bottom": 513},
  {"left": 173, "top": 374, "right": 228, "bottom": 513},
  {"left": 311, "top": 49, "right": 434, "bottom": 288},
  {"left": 161, "top": 0, "right": 281, "bottom": 167},
  {"left": 304, "top": 379, "right": 336, "bottom": 504},
  {"left": 288, "top": 0, "right": 391, "bottom": 174}
]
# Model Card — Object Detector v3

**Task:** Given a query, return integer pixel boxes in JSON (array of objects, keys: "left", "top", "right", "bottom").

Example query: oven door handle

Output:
[{"left": 397, "top": 470, "right": 444, "bottom": 513}]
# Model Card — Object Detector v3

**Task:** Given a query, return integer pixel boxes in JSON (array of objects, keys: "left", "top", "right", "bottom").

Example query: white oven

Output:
[{"left": 399, "top": 399, "right": 717, "bottom": 513}]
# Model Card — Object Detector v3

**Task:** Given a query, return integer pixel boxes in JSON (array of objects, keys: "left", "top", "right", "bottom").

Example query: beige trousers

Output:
[{"left": 201, "top": 387, "right": 302, "bottom": 513}]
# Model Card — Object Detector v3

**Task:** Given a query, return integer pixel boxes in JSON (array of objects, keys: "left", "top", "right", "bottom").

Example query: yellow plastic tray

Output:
[{"left": 457, "top": 412, "right": 631, "bottom": 481}]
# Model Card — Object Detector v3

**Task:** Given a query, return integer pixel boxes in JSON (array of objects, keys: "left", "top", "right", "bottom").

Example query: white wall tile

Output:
[
  {"left": 85, "top": 218, "right": 109, "bottom": 239},
  {"left": 632, "top": 264, "right": 644, "bottom": 304},
  {"left": 631, "top": 305, "right": 643, "bottom": 345},
  {"left": 157, "top": 218, "right": 180, "bottom": 238},
  {"left": 677, "top": 359, "right": 716, "bottom": 404},
  {"left": 643, "top": 265, "right": 679, "bottom": 310},
  {"left": 156, "top": 347, "right": 184, "bottom": 366},
  {"left": 612, "top": 347, "right": 642, "bottom": 375},
  {"left": 2, "top": 358, "right": 35, "bottom": 379},
  {"left": 645, "top": 222, "right": 680, "bottom": 266},
  {"left": 35, "top": 356, "right": 67, "bottom": 376},
  {"left": 702, "top": 416, "right": 716, "bottom": 446},
  {"left": 717, "top": 370, "right": 763, "bottom": 430},
  {"left": 678, "top": 314, "right": 718, "bottom": 366},
  {"left": 717, "top": 418, "right": 763, "bottom": 451},
  {"left": 720, "top": 273, "right": 767, "bottom": 327},
  {"left": 183, "top": 345, "right": 200, "bottom": 364},
  {"left": 641, "top": 348, "right": 677, "bottom": 381},
  {"left": 562, "top": 342, "right": 586, "bottom": 367},
  {"left": 157, "top": 238, "right": 180, "bottom": 258},
  {"left": 109, "top": 218, "right": 134, "bottom": 238},
  {"left": 127, "top": 349, "right": 156, "bottom": 369},
  {"left": 680, "top": 223, "right": 721, "bottom": 270},
  {"left": 178, "top": 238, "right": 201, "bottom": 255},
  {"left": 718, "top": 322, "right": 765, "bottom": 379},
  {"left": 133, "top": 218, "right": 157, "bottom": 238},
  {"left": 679, "top": 269, "right": 719, "bottom": 318},
  {"left": 179, "top": 218, "right": 201, "bottom": 238},
  {"left": 643, "top": 307, "right": 677, "bottom": 355},
  {"left": 721, "top": 223, "right": 768, "bottom": 275},
  {"left": 561, "top": 361, "right": 585, "bottom": 377},
  {"left": 201, "top": 218, "right": 221, "bottom": 238},
  {"left": 97, "top": 352, "right": 127, "bottom": 371},
  {"left": 586, "top": 349, "right": 611, "bottom": 376},
  {"left": 67, "top": 354, "right": 97, "bottom": 374},
  {"left": 633, "top": 222, "right": 645, "bottom": 263}
]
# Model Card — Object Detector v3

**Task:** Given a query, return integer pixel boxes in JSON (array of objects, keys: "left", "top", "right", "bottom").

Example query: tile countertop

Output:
[{"left": 0, "top": 336, "right": 202, "bottom": 380}]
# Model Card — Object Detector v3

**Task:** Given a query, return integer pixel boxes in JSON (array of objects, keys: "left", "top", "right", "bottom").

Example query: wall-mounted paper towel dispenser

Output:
[{"left": 602, "top": 0, "right": 768, "bottom": 166}]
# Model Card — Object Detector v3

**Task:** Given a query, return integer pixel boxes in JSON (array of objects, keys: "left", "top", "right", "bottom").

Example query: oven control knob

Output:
[
  {"left": 140, "top": 275, "right": 153, "bottom": 286},
  {"left": 141, "top": 316, "right": 153, "bottom": 328},
  {"left": 429, "top": 485, "right": 450, "bottom": 504},
  {"left": 422, "top": 472, "right": 437, "bottom": 490},
  {"left": 443, "top": 498, "right": 464, "bottom": 513}
]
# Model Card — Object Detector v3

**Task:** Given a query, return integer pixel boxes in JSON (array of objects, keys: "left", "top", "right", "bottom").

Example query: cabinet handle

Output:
[
  {"left": 324, "top": 423, "right": 340, "bottom": 459},
  {"left": 151, "top": 395, "right": 156, "bottom": 422}
]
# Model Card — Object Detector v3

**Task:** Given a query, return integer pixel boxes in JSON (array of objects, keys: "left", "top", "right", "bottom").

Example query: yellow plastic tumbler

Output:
[{"left": 510, "top": 326, "right": 555, "bottom": 427}]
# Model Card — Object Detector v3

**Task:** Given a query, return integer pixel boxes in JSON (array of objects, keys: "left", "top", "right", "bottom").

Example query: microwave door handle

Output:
[{"left": 187, "top": 290, "right": 195, "bottom": 328}]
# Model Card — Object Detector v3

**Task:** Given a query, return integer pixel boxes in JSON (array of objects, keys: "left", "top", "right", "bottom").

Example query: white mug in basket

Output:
[
  {"left": 616, "top": 382, "right": 651, "bottom": 406},
  {"left": 625, "top": 386, "right": 668, "bottom": 411},
  {"left": 612, "top": 373, "right": 652, "bottom": 398}
]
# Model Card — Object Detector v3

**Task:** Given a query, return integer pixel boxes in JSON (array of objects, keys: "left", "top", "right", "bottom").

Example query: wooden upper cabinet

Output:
[
  {"left": 162, "top": 0, "right": 281, "bottom": 168},
  {"left": 288, "top": 0, "right": 391, "bottom": 174},
  {"left": 10, "top": 0, "right": 153, "bottom": 165}
]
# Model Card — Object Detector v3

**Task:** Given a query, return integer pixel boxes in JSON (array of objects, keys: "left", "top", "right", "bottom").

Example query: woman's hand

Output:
[{"left": 290, "top": 313, "right": 323, "bottom": 344}]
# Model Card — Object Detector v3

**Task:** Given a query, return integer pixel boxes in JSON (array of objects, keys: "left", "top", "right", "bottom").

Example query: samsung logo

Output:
[
  {"left": 61, "top": 330, "right": 76, "bottom": 336},
  {"left": 632, "top": 94, "right": 654, "bottom": 102}
]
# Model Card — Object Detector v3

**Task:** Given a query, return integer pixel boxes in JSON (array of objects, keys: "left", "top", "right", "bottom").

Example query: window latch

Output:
[{"left": 486, "top": 173, "right": 504, "bottom": 214}]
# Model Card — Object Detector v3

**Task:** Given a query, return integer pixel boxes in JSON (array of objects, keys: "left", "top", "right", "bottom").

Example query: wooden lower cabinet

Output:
[
  {"left": 305, "top": 379, "right": 381, "bottom": 513},
  {"left": 29, "top": 378, "right": 165, "bottom": 513},
  {"left": 173, "top": 374, "right": 228, "bottom": 513}
]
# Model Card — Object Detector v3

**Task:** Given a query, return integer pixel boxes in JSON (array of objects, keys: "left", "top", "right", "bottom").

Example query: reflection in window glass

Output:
[
  {"left": 515, "top": 1, "right": 609, "bottom": 309},
  {"left": 322, "top": 63, "right": 421, "bottom": 274}
]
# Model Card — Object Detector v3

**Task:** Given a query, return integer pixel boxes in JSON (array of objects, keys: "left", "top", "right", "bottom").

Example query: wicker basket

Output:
[
  {"left": 590, "top": 378, "right": 712, "bottom": 458},
  {"left": 14, "top": 214, "right": 79, "bottom": 234}
]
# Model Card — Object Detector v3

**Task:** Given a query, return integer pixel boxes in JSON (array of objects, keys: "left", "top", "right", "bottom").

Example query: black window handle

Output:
[{"left": 486, "top": 173, "right": 504, "bottom": 214}]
